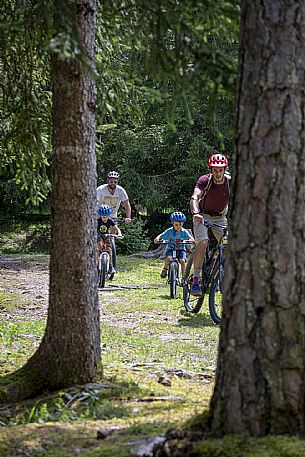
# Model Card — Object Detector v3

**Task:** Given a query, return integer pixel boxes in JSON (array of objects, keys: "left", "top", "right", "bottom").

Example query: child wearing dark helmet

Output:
[
  {"left": 97, "top": 204, "right": 122, "bottom": 274},
  {"left": 154, "top": 212, "right": 194, "bottom": 278}
]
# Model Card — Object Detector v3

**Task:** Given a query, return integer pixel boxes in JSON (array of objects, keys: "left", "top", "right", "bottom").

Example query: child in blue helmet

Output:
[
  {"left": 97, "top": 204, "right": 122, "bottom": 273},
  {"left": 154, "top": 212, "right": 194, "bottom": 278}
]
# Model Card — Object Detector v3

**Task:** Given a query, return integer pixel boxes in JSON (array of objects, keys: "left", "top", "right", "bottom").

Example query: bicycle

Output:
[
  {"left": 109, "top": 219, "right": 128, "bottom": 272},
  {"left": 156, "top": 240, "right": 194, "bottom": 299},
  {"left": 97, "top": 233, "right": 122, "bottom": 288},
  {"left": 182, "top": 220, "right": 228, "bottom": 324}
]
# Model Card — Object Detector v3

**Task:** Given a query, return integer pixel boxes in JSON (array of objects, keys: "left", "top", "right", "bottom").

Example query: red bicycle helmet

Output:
[{"left": 208, "top": 153, "right": 228, "bottom": 168}]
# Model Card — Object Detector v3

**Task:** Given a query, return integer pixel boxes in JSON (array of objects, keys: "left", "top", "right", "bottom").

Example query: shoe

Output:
[
  {"left": 190, "top": 283, "right": 203, "bottom": 296},
  {"left": 109, "top": 265, "right": 116, "bottom": 274},
  {"left": 160, "top": 268, "right": 167, "bottom": 278}
]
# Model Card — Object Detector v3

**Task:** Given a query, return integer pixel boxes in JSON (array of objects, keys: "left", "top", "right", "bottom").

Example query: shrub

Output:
[{"left": 116, "top": 218, "right": 150, "bottom": 255}]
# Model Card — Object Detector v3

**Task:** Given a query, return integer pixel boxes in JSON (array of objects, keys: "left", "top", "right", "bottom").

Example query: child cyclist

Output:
[
  {"left": 97, "top": 204, "right": 122, "bottom": 274},
  {"left": 154, "top": 212, "right": 194, "bottom": 278}
]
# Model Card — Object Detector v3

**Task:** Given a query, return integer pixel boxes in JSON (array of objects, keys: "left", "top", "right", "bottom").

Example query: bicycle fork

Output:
[
  {"left": 215, "top": 244, "right": 224, "bottom": 292},
  {"left": 168, "top": 258, "right": 180, "bottom": 285}
]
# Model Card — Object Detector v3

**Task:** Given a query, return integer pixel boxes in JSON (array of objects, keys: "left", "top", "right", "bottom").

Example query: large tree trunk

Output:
[
  {"left": 0, "top": 0, "right": 100, "bottom": 402},
  {"left": 209, "top": 0, "right": 305, "bottom": 436}
]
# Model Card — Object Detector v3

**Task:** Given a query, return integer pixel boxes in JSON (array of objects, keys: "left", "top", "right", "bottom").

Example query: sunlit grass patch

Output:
[
  {"left": 0, "top": 320, "right": 45, "bottom": 375},
  {"left": 195, "top": 435, "right": 305, "bottom": 457},
  {"left": 0, "top": 253, "right": 220, "bottom": 456},
  {"left": 0, "top": 367, "right": 212, "bottom": 456},
  {"left": 0, "top": 291, "right": 28, "bottom": 312}
]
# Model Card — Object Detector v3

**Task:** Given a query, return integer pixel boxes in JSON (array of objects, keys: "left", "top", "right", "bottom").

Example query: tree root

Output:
[
  {"left": 153, "top": 428, "right": 202, "bottom": 457},
  {"left": 0, "top": 340, "right": 99, "bottom": 404},
  {"left": 153, "top": 413, "right": 212, "bottom": 456}
]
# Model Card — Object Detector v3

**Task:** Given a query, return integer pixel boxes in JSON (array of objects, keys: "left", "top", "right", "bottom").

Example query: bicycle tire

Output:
[
  {"left": 209, "top": 270, "right": 223, "bottom": 325},
  {"left": 183, "top": 252, "right": 193, "bottom": 281},
  {"left": 111, "top": 238, "right": 117, "bottom": 270},
  {"left": 183, "top": 285, "right": 204, "bottom": 313},
  {"left": 98, "top": 254, "right": 108, "bottom": 288},
  {"left": 169, "top": 262, "right": 178, "bottom": 299},
  {"left": 182, "top": 253, "right": 204, "bottom": 313}
]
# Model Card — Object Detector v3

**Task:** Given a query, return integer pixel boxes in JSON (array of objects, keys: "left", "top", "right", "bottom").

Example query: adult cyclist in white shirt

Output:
[{"left": 96, "top": 171, "right": 132, "bottom": 223}]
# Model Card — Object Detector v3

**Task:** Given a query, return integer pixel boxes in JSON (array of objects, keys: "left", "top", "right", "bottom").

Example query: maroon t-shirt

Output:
[{"left": 195, "top": 174, "right": 229, "bottom": 213}]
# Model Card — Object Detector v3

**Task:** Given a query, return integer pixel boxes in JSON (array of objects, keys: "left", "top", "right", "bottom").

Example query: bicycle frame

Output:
[
  {"left": 98, "top": 239, "right": 111, "bottom": 265},
  {"left": 167, "top": 244, "right": 181, "bottom": 284},
  {"left": 202, "top": 235, "right": 224, "bottom": 293},
  {"left": 182, "top": 220, "right": 227, "bottom": 322},
  {"left": 106, "top": 219, "right": 125, "bottom": 270},
  {"left": 97, "top": 233, "right": 118, "bottom": 288},
  {"left": 156, "top": 239, "right": 194, "bottom": 299}
]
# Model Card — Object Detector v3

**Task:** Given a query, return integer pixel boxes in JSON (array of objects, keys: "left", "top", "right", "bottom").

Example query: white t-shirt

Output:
[{"left": 96, "top": 184, "right": 129, "bottom": 218}]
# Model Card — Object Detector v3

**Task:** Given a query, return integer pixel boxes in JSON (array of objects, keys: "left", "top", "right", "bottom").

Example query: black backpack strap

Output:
[{"left": 199, "top": 173, "right": 213, "bottom": 208}]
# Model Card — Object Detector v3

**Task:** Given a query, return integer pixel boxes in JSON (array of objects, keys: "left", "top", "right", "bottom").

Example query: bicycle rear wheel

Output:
[
  {"left": 169, "top": 262, "right": 178, "bottom": 299},
  {"left": 209, "top": 270, "right": 223, "bottom": 324}
]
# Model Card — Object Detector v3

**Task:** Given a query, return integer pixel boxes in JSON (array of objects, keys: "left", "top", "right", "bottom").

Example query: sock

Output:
[
  {"left": 193, "top": 268, "right": 201, "bottom": 278},
  {"left": 193, "top": 268, "right": 201, "bottom": 285}
]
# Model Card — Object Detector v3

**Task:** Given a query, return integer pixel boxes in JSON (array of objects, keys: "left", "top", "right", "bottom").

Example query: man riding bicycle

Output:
[
  {"left": 97, "top": 171, "right": 132, "bottom": 223},
  {"left": 190, "top": 153, "right": 230, "bottom": 296}
]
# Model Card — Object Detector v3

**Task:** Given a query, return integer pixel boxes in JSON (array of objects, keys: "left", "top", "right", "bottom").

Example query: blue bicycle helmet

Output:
[
  {"left": 98, "top": 204, "right": 112, "bottom": 216},
  {"left": 170, "top": 211, "right": 186, "bottom": 222}
]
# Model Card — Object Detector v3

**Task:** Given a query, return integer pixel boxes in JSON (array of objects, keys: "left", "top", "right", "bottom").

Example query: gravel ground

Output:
[{"left": 0, "top": 255, "right": 49, "bottom": 320}]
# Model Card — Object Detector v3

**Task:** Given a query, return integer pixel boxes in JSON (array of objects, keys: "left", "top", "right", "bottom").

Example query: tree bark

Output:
[
  {"left": 209, "top": 0, "right": 305, "bottom": 436},
  {"left": 0, "top": 0, "right": 100, "bottom": 402}
]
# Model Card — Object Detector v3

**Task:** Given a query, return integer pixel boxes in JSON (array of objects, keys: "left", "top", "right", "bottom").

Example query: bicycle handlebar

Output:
[
  {"left": 112, "top": 219, "right": 131, "bottom": 224},
  {"left": 155, "top": 240, "right": 194, "bottom": 245},
  {"left": 204, "top": 220, "right": 227, "bottom": 230},
  {"left": 99, "top": 233, "right": 123, "bottom": 239}
]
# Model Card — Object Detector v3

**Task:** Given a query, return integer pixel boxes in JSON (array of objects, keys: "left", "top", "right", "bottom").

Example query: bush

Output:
[{"left": 116, "top": 218, "right": 150, "bottom": 255}]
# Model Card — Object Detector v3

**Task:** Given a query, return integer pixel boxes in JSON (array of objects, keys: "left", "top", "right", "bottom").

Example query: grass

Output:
[
  {"left": 0, "top": 220, "right": 50, "bottom": 254},
  {"left": 0, "top": 254, "right": 218, "bottom": 456},
  {"left": 1, "top": 254, "right": 305, "bottom": 456}
]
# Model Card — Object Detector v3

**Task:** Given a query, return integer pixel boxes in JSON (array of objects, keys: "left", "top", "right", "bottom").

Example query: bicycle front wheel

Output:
[
  {"left": 169, "top": 262, "right": 178, "bottom": 299},
  {"left": 182, "top": 254, "right": 204, "bottom": 313},
  {"left": 111, "top": 238, "right": 117, "bottom": 270},
  {"left": 209, "top": 270, "right": 223, "bottom": 324},
  {"left": 183, "top": 284, "right": 204, "bottom": 313},
  {"left": 98, "top": 254, "right": 108, "bottom": 288}
]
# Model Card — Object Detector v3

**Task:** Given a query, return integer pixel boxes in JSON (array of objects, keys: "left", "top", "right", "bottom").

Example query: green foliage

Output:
[
  {"left": 0, "top": 1, "right": 91, "bottom": 209},
  {"left": 97, "top": 92, "right": 234, "bottom": 215},
  {"left": 0, "top": 0, "right": 238, "bottom": 218},
  {"left": 116, "top": 219, "right": 150, "bottom": 254},
  {"left": 0, "top": 0, "right": 53, "bottom": 206}
]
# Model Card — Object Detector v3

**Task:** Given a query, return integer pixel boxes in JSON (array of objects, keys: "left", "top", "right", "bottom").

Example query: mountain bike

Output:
[
  {"left": 183, "top": 220, "right": 227, "bottom": 324},
  {"left": 156, "top": 240, "right": 194, "bottom": 299},
  {"left": 110, "top": 219, "right": 127, "bottom": 272},
  {"left": 97, "top": 234, "right": 122, "bottom": 288}
]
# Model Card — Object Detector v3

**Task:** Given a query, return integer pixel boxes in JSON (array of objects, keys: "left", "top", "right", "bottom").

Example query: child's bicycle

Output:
[
  {"left": 183, "top": 220, "right": 228, "bottom": 324},
  {"left": 156, "top": 240, "right": 194, "bottom": 299},
  {"left": 98, "top": 234, "right": 122, "bottom": 288}
]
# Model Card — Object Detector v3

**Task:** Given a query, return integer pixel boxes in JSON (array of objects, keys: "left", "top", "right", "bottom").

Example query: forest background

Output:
[{"left": 0, "top": 0, "right": 238, "bottom": 253}]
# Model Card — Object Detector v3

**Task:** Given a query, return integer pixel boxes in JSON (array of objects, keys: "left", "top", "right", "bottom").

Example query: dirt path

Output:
[
  {"left": 0, "top": 255, "right": 179, "bottom": 327},
  {"left": 0, "top": 255, "right": 49, "bottom": 320}
]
